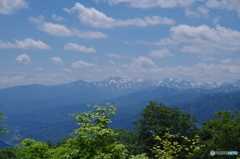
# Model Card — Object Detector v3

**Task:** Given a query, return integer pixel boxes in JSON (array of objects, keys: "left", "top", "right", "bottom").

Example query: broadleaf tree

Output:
[
  {"left": 0, "top": 111, "right": 7, "bottom": 135},
  {"left": 133, "top": 101, "right": 198, "bottom": 157}
]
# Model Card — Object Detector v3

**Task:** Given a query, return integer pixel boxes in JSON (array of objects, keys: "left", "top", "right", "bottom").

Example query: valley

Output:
[{"left": 1, "top": 76, "right": 240, "bottom": 149}]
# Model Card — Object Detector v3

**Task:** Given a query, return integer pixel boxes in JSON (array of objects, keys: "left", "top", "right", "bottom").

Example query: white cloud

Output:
[
  {"left": 64, "top": 43, "right": 96, "bottom": 53},
  {"left": 109, "top": 60, "right": 115, "bottom": 65},
  {"left": 39, "top": 22, "right": 108, "bottom": 39},
  {"left": 29, "top": 16, "right": 108, "bottom": 39},
  {"left": 107, "top": 54, "right": 122, "bottom": 58},
  {"left": 135, "top": 38, "right": 178, "bottom": 45},
  {"left": 212, "top": 16, "right": 221, "bottom": 24},
  {"left": 185, "top": 6, "right": 209, "bottom": 18},
  {"left": 64, "top": 3, "right": 175, "bottom": 28},
  {"left": 91, "top": 57, "right": 98, "bottom": 60},
  {"left": 96, "top": 0, "right": 202, "bottom": 8},
  {"left": 0, "top": 59, "right": 4, "bottom": 63},
  {"left": 197, "top": 6, "right": 209, "bottom": 17},
  {"left": 206, "top": 0, "right": 240, "bottom": 17},
  {"left": 63, "top": 68, "right": 72, "bottom": 72},
  {"left": 220, "top": 58, "right": 232, "bottom": 65},
  {"left": 0, "top": 76, "right": 24, "bottom": 85},
  {"left": 52, "top": 14, "right": 65, "bottom": 21},
  {"left": 197, "top": 55, "right": 217, "bottom": 61},
  {"left": 120, "top": 61, "right": 240, "bottom": 82},
  {"left": 0, "top": 73, "right": 80, "bottom": 89},
  {"left": 169, "top": 24, "right": 240, "bottom": 54},
  {"left": 0, "top": 38, "right": 51, "bottom": 50},
  {"left": 72, "top": 61, "right": 97, "bottom": 68},
  {"left": 106, "top": 53, "right": 130, "bottom": 58},
  {"left": 35, "top": 67, "right": 44, "bottom": 71},
  {"left": 122, "top": 41, "right": 130, "bottom": 44},
  {"left": 50, "top": 57, "right": 63, "bottom": 66},
  {"left": 29, "top": 15, "right": 44, "bottom": 24},
  {"left": 0, "top": 0, "right": 28, "bottom": 14},
  {"left": 15, "top": 54, "right": 31, "bottom": 65},
  {"left": 131, "top": 56, "right": 156, "bottom": 69},
  {"left": 148, "top": 49, "right": 173, "bottom": 58},
  {"left": 220, "top": 58, "right": 240, "bottom": 65}
]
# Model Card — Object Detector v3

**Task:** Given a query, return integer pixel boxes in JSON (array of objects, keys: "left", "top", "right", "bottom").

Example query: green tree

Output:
[
  {"left": 150, "top": 129, "right": 204, "bottom": 159},
  {"left": 114, "top": 129, "right": 145, "bottom": 156},
  {"left": 16, "top": 138, "right": 50, "bottom": 159},
  {"left": 16, "top": 103, "right": 131, "bottom": 159},
  {"left": 193, "top": 110, "right": 240, "bottom": 159},
  {"left": 51, "top": 103, "right": 128, "bottom": 159},
  {"left": 133, "top": 101, "right": 198, "bottom": 157},
  {"left": 0, "top": 111, "right": 7, "bottom": 135},
  {"left": 0, "top": 147, "right": 17, "bottom": 159}
]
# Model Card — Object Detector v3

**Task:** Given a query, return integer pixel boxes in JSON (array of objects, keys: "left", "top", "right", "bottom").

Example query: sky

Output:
[{"left": 0, "top": 0, "right": 240, "bottom": 88}]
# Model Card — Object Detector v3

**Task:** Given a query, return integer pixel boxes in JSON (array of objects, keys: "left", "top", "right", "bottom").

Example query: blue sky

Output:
[{"left": 0, "top": 0, "right": 240, "bottom": 88}]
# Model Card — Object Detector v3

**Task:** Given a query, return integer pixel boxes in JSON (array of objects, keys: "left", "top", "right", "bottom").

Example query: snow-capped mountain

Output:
[
  {"left": 1, "top": 76, "right": 240, "bottom": 104},
  {"left": 92, "top": 76, "right": 158, "bottom": 92},
  {"left": 156, "top": 78, "right": 221, "bottom": 90}
]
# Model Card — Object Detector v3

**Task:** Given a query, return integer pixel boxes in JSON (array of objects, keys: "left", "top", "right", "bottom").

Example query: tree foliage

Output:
[
  {"left": 133, "top": 101, "right": 198, "bottom": 157},
  {"left": 15, "top": 103, "right": 140, "bottom": 159},
  {"left": 4, "top": 102, "right": 240, "bottom": 159},
  {"left": 193, "top": 110, "right": 240, "bottom": 159},
  {"left": 150, "top": 129, "right": 204, "bottom": 159},
  {"left": 0, "top": 111, "right": 7, "bottom": 135}
]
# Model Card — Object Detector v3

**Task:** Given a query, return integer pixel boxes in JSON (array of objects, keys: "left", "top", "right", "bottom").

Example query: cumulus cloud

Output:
[
  {"left": 109, "top": 60, "right": 115, "bottom": 65},
  {"left": 0, "top": 0, "right": 28, "bottom": 14},
  {"left": 148, "top": 49, "right": 173, "bottom": 58},
  {"left": 95, "top": 0, "right": 201, "bottom": 8},
  {"left": 119, "top": 61, "right": 240, "bottom": 82},
  {"left": 15, "top": 54, "right": 31, "bottom": 65},
  {"left": 106, "top": 54, "right": 130, "bottom": 58},
  {"left": 122, "top": 41, "right": 130, "bottom": 44},
  {"left": 206, "top": 0, "right": 240, "bottom": 17},
  {"left": 135, "top": 38, "right": 178, "bottom": 45},
  {"left": 131, "top": 56, "right": 156, "bottom": 69},
  {"left": 72, "top": 61, "right": 97, "bottom": 68},
  {"left": 64, "top": 3, "right": 175, "bottom": 28},
  {"left": 212, "top": 16, "right": 221, "bottom": 24},
  {"left": 52, "top": 14, "right": 65, "bottom": 21},
  {"left": 185, "top": 6, "right": 209, "bottom": 18},
  {"left": 64, "top": 43, "right": 96, "bottom": 53},
  {"left": 141, "top": 24, "right": 240, "bottom": 54},
  {"left": 220, "top": 58, "right": 240, "bottom": 65},
  {"left": 0, "top": 76, "right": 24, "bottom": 85},
  {"left": 63, "top": 68, "right": 72, "bottom": 72},
  {"left": 0, "top": 38, "right": 51, "bottom": 50},
  {"left": 29, "top": 15, "right": 44, "bottom": 24},
  {"left": 91, "top": 57, "right": 98, "bottom": 60},
  {"left": 40, "top": 22, "right": 107, "bottom": 39},
  {"left": 35, "top": 67, "right": 44, "bottom": 71},
  {"left": 29, "top": 16, "right": 108, "bottom": 39},
  {"left": 50, "top": 57, "right": 63, "bottom": 65},
  {"left": 169, "top": 24, "right": 240, "bottom": 54},
  {"left": 106, "top": 54, "right": 121, "bottom": 58},
  {"left": 197, "top": 55, "right": 217, "bottom": 61}
]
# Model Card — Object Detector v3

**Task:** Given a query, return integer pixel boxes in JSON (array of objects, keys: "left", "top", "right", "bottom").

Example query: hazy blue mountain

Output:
[
  {"left": 111, "top": 91, "right": 240, "bottom": 130},
  {"left": 1, "top": 77, "right": 240, "bottom": 149},
  {"left": 157, "top": 78, "right": 221, "bottom": 90},
  {"left": 0, "top": 77, "right": 157, "bottom": 104},
  {"left": 1, "top": 77, "right": 240, "bottom": 104}
]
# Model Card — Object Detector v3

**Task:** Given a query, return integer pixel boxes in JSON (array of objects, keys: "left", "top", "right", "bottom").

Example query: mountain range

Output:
[
  {"left": 1, "top": 76, "right": 240, "bottom": 104},
  {"left": 1, "top": 77, "right": 240, "bottom": 149}
]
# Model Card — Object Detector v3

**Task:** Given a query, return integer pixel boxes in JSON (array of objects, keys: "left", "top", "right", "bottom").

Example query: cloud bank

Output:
[{"left": 64, "top": 3, "right": 175, "bottom": 28}]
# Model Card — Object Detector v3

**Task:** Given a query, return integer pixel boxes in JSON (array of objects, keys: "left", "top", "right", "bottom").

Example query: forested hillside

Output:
[{"left": 1, "top": 103, "right": 240, "bottom": 158}]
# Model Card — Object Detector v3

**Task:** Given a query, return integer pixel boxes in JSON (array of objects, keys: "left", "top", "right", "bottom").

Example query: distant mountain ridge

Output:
[
  {"left": 1, "top": 76, "right": 240, "bottom": 148},
  {"left": 1, "top": 76, "right": 240, "bottom": 104}
]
